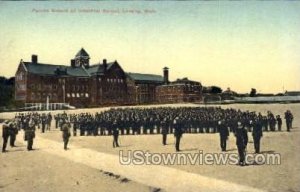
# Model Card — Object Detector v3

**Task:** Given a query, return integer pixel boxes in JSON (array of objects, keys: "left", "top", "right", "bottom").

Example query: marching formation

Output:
[{"left": 2, "top": 107, "right": 294, "bottom": 166}]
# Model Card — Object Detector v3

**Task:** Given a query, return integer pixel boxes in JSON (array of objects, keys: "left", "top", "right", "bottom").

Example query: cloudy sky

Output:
[{"left": 0, "top": 1, "right": 299, "bottom": 93}]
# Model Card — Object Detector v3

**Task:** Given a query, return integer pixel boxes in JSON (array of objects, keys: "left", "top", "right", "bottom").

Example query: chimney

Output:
[
  {"left": 103, "top": 59, "right": 107, "bottom": 72},
  {"left": 32, "top": 55, "right": 38, "bottom": 64},
  {"left": 163, "top": 67, "right": 169, "bottom": 84},
  {"left": 71, "top": 59, "right": 75, "bottom": 67}
]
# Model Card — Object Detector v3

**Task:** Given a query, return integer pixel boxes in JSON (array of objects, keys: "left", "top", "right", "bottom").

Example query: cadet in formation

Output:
[
  {"left": 112, "top": 120, "right": 120, "bottom": 148},
  {"left": 173, "top": 117, "right": 183, "bottom": 152},
  {"left": 235, "top": 121, "right": 248, "bottom": 166},
  {"left": 252, "top": 117, "right": 263, "bottom": 153},
  {"left": 2, "top": 120, "right": 10, "bottom": 153},
  {"left": 61, "top": 120, "right": 71, "bottom": 150},
  {"left": 24, "top": 120, "right": 36, "bottom": 151},
  {"left": 218, "top": 120, "right": 229, "bottom": 152},
  {"left": 161, "top": 118, "right": 168, "bottom": 145},
  {"left": 9, "top": 121, "right": 18, "bottom": 147},
  {"left": 285, "top": 110, "right": 293, "bottom": 132}
]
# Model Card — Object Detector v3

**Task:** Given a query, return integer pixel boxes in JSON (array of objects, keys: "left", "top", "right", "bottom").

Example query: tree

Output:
[
  {"left": 250, "top": 88, "right": 257, "bottom": 97},
  {"left": 210, "top": 86, "right": 222, "bottom": 94},
  {"left": 0, "top": 76, "right": 15, "bottom": 108}
]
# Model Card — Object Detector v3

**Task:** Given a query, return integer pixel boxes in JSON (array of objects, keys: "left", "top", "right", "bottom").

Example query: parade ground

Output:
[{"left": 0, "top": 103, "right": 300, "bottom": 192}]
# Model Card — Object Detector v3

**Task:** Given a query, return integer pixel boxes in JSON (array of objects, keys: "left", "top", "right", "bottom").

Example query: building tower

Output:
[
  {"left": 163, "top": 67, "right": 169, "bottom": 84},
  {"left": 74, "top": 48, "right": 90, "bottom": 68}
]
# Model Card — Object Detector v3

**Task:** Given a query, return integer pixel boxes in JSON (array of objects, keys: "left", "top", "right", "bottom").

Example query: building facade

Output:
[
  {"left": 156, "top": 77, "right": 202, "bottom": 103},
  {"left": 15, "top": 48, "right": 202, "bottom": 108},
  {"left": 126, "top": 73, "right": 164, "bottom": 104},
  {"left": 15, "top": 48, "right": 128, "bottom": 108}
]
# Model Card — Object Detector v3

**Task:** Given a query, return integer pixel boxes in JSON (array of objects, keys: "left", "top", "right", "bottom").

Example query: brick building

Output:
[
  {"left": 15, "top": 48, "right": 128, "bottom": 108},
  {"left": 126, "top": 73, "right": 164, "bottom": 104},
  {"left": 15, "top": 48, "right": 203, "bottom": 108},
  {"left": 156, "top": 77, "right": 202, "bottom": 103}
]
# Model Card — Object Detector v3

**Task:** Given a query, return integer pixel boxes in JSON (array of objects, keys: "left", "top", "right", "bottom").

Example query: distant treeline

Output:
[{"left": 0, "top": 76, "right": 15, "bottom": 109}]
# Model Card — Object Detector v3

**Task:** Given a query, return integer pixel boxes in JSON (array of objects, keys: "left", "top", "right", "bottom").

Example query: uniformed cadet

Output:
[
  {"left": 285, "top": 110, "right": 293, "bottom": 132},
  {"left": 235, "top": 121, "right": 248, "bottom": 166},
  {"left": 61, "top": 120, "right": 71, "bottom": 150},
  {"left": 276, "top": 115, "right": 282, "bottom": 131},
  {"left": 252, "top": 118, "right": 263, "bottom": 153},
  {"left": 173, "top": 117, "right": 183, "bottom": 152},
  {"left": 161, "top": 118, "right": 168, "bottom": 145},
  {"left": 218, "top": 120, "right": 229, "bottom": 152},
  {"left": 9, "top": 121, "right": 18, "bottom": 147},
  {"left": 41, "top": 114, "right": 47, "bottom": 133},
  {"left": 25, "top": 120, "right": 36, "bottom": 151},
  {"left": 112, "top": 120, "right": 120, "bottom": 148},
  {"left": 54, "top": 114, "right": 59, "bottom": 128},
  {"left": 47, "top": 113, "right": 52, "bottom": 130},
  {"left": 2, "top": 120, "right": 10, "bottom": 153}
]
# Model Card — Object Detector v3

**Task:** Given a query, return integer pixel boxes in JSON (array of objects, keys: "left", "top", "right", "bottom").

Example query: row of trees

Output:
[
  {"left": 0, "top": 76, "right": 15, "bottom": 109},
  {"left": 203, "top": 86, "right": 260, "bottom": 97}
]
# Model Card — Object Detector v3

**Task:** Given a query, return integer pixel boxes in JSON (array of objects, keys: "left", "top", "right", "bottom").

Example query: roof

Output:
[
  {"left": 22, "top": 59, "right": 119, "bottom": 77},
  {"left": 86, "top": 62, "right": 114, "bottom": 75},
  {"left": 285, "top": 91, "right": 300, "bottom": 96},
  {"left": 126, "top": 72, "right": 164, "bottom": 83},
  {"left": 23, "top": 62, "right": 90, "bottom": 77},
  {"left": 75, "top": 48, "right": 90, "bottom": 58}
]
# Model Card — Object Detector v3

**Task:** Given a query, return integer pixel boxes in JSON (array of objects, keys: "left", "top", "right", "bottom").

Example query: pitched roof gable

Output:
[
  {"left": 75, "top": 48, "right": 90, "bottom": 58},
  {"left": 126, "top": 72, "right": 163, "bottom": 83},
  {"left": 23, "top": 62, "right": 90, "bottom": 77}
]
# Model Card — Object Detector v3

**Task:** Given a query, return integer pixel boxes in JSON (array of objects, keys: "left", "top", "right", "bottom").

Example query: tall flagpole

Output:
[
  {"left": 62, "top": 79, "right": 66, "bottom": 104},
  {"left": 46, "top": 95, "right": 49, "bottom": 110}
]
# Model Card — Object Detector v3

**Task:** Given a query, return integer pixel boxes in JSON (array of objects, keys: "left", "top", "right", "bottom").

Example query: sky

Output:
[{"left": 0, "top": 1, "right": 299, "bottom": 93}]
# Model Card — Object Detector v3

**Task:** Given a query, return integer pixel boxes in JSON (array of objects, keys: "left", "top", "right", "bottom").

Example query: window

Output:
[
  {"left": 31, "top": 93, "right": 35, "bottom": 100},
  {"left": 76, "top": 93, "right": 80, "bottom": 98},
  {"left": 85, "top": 93, "right": 89, "bottom": 98},
  {"left": 67, "top": 93, "right": 70, "bottom": 98},
  {"left": 80, "top": 93, "right": 84, "bottom": 97},
  {"left": 72, "top": 93, "right": 75, "bottom": 98},
  {"left": 19, "top": 84, "right": 26, "bottom": 91},
  {"left": 17, "top": 72, "right": 24, "bottom": 81}
]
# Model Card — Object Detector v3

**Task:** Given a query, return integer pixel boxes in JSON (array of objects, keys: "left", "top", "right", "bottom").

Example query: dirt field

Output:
[{"left": 0, "top": 103, "right": 299, "bottom": 192}]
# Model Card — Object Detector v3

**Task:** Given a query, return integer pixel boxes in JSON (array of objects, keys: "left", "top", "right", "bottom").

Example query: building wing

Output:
[
  {"left": 24, "top": 62, "right": 90, "bottom": 77},
  {"left": 126, "top": 72, "right": 164, "bottom": 84}
]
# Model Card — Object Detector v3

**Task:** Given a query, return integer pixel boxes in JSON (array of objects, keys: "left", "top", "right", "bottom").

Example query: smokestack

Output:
[
  {"left": 163, "top": 67, "right": 169, "bottom": 84},
  {"left": 103, "top": 59, "right": 107, "bottom": 72},
  {"left": 32, "top": 55, "right": 38, "bottom": 64},
  {"left": 71, "top": 59, "right": 75, "bottom": 67}
]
